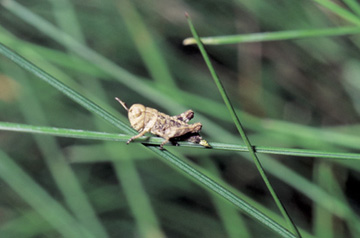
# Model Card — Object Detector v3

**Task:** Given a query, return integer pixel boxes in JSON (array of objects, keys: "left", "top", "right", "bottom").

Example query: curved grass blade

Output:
[{"left": 186, "top": 13, "right": 301, "bottom": 237}]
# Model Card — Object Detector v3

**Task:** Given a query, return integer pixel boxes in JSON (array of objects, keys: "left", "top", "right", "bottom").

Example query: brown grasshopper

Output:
[{"left": 115, "top": 97, "right": 210, "bottom": 149}]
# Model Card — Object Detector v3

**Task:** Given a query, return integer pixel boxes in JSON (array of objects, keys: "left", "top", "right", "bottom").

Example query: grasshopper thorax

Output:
[{"left": 128, "top": 104, "right": 146, "bottom": 131}]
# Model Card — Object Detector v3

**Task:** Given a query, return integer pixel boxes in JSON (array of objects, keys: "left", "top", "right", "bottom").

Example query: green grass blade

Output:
[
  {"left": 186, "top": 13, "right": 301, "bottom": 237},
  {"left": 0, "top": 210, "right": 52, "bottom": 237},
  {"left": 183, "top": 27, "right": 360, "bottom": 45},
  {"left": 1, "top": 122, "right": 360, "bottom": 160},
  {"left": 0, "top": 150, "right": 96, "bottom": 238},
  {"left": 312, "top": 0, "right": 360, "bottom": 25},
  {"left": 48, "top": 0, "right": 86, "bottom": 42},
  {"left": 113, "top": 147, "right": 166, "bottom": 238},
  {"left": 313, "top": 162, "right": 335, "bottom": 237},
  {"left": 343, "top": 0, "right": 360, "bottom": 17},
  {"left": 0, "top": 121, "right": 129, "bottom": 141},
  {"left": 116, "top": 0, "right": 177, "bottom": 89}
]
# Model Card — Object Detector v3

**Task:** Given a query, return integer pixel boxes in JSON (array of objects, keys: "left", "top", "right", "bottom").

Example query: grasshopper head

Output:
[{"left": 128, "top": 104, "right": 146, "bottom": 131}]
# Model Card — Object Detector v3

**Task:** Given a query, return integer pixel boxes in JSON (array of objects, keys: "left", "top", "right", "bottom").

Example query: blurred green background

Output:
[{"left": 1, "top": 0, "right": 360, "bottom": 237}]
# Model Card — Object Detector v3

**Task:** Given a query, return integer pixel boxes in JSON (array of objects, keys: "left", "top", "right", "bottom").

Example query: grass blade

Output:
[
  {"left": 186, "top": 13, "right": 301, "bottom": 237},
  {"left": 116, "top": 0, "right": 177, "bottom": 89},
  {"left": 1, "top": 122, "right": 360, "bottom": 160},
  {"left": 183, "top": 27, "right": 360, "bottom": 45},
  {"left": 343, "top": 0, "right": 360, "bottom": 17},
  {"left": 113, "top": 146, "right": 166, "bottom": 238},
  {"left": 312, "top": 0, "right": 360, "bottom": 25}
]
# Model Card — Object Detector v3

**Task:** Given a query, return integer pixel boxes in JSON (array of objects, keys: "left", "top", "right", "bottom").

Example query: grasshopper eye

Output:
[{"left": 130, "top": 107, "right": 142, "bottom": 117}]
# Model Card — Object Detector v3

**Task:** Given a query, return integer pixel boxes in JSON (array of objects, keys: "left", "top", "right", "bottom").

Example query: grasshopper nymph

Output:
[{"left": 115, "top": 98, "right": 210, "bottom": 149}]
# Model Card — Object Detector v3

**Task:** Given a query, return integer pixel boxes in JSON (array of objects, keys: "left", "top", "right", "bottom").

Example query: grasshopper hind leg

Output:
[
  {"left": 175, "top": 110, "right": 194, "bottom": 123},
  {"left": 159, "top": 137, "right": 170, "bottom": 150}
]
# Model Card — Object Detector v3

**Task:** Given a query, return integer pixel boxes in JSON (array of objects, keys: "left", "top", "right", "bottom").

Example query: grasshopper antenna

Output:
[{"left": 115, "top": 97, "right": 129, "bottom": 111}]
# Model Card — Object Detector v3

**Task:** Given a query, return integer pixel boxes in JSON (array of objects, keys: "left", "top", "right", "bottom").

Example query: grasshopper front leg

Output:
[{"left": 127, "top": 129, "right": 149, "bottom": 144}]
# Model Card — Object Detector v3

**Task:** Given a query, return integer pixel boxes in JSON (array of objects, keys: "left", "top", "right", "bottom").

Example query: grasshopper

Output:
[{"left": 115, "top": 97, "right": 210, "bottom": 149}]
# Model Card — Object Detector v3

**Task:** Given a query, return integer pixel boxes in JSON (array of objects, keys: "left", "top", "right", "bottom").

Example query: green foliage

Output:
[{"left": 0, "top": 0, "right": 360, "bottom": 237}]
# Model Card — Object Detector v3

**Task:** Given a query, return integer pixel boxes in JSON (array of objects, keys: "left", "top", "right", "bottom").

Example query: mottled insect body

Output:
[{"left": 115, "top": 98, "right": 210, "bottom": 149}]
